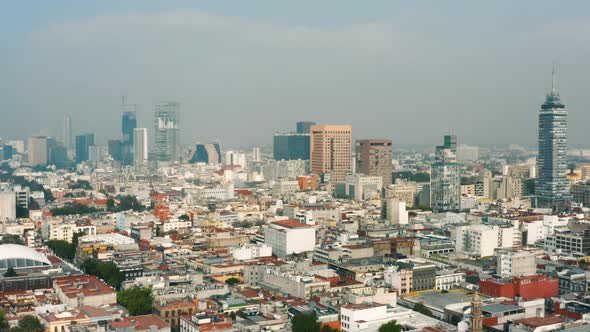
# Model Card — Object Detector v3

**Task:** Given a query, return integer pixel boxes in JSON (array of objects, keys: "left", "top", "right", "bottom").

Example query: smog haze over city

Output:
[
  {"left": 2, "top": 0, "right": 590, "bottom": 147},
  {"left": 3, "top": 3, "right": 590, "bottom": 332}
]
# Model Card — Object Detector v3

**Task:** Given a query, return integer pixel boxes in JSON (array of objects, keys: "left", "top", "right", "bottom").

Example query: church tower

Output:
[{"left": 470, "top": 292, "right": 483, "bottom": 332}]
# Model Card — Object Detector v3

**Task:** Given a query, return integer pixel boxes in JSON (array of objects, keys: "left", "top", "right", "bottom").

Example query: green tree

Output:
[
  {"left": 82, "top": 259, "right": 125, "bottom": 289},
  {"left": 107, "top": 195, "right": 145, "bottom": 213},
  {"left": 47, "top": 240, "right": 75, "bottom": 261},
  {"left": 71, "top": 231, "right": 85, "bottom": 249},
  {"left": 117, "top": 288, "right": 153, "bottom": 315},
  {"left": 3, "top": 267, "right": 17, "bottom": 278},
  {"left": 50, "top": 203, "right": 101, "bottom": 216},
  {"left": 179, "top": 214, "right": 190, "bottom": 221},
  {"left": 69, "top": 180, "right": 93, "bottom": 190},
  {"left": 229, "top": 312, "right": 236, "bottom": 321},
  {"left": 0, "top": 235, "right": 24, "bottom": 245},
  {"left": 0, "top": 310, "right": 7, "bottom": 331},
  {"left": 378, "top": 320, "right": 403, "bottom": 332},
  {"left": 225, "top": 277, "right": 240, "bottom": 286},
  {"left": 413, "top": 303, "right": 433, "bottom": 317},
  {"left": 11, "top": 315, "right": 44, "bottom": 332},
  {"left": 291, "top": 313, "right": 320, "bottom": 332}
]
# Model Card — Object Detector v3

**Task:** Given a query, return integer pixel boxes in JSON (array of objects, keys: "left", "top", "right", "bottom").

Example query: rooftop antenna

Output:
[{"left": 551, "top": 63, "right": 556, "bottom": 93}]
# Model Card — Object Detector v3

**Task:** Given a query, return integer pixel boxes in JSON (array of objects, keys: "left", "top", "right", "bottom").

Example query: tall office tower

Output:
[
  {"left": 47, "top": 138, "right": 69, "bottom": 167},
  {"left": 310, "top": 124, "right": 352, "bottom": 182},
  {"left": 121, "top": 104, "right": 137, "bottom": 166},
  {"left": 75, "top": 133, "right": 95, "bottom": 163},
  {"left": 133, "top": 128, "right": 148, "bottom": 165},
  {"left": 273, "top": 133, "right": 310, "bottom": 160},
  {"left": 536, "top": 68, "right": 571, "bottom": 210},
  {"left": 63, "top": 114, "right": 72, "bottom": 151},
  {"left": 355, "top": 139, "right": 393, "bottom": 185},
  {"left": 189, "top": 143, "right": 221, "bottom": 164},
  {"left": 27, "top": 136, "right": 48, "bottom": 165},
  {"left": 430, "top": 135, "right": 461, "bottom": 212},
  {"left": 108, "top": 140, "right": 122, "bottom": 162},
  {"left": 296, "top": 121, "right": 316, "bottom": 134},
  {"left": 153, "top": 102, "right": 180, "bottom": 162}
]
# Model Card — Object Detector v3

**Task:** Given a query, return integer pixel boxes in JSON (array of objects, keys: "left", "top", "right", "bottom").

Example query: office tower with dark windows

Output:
[
  {"left": 133, "top": 128, "right": 148, "bottom": 165},
  {"left": 153, "top": 102, "right": 180, "bottom": 162},
  {"left": 75, "top": 133, "right": 95, "bottom": 163},
  {"left": 273, "top": 133, "right": 310, "bottom": 161},
  {"left": 189, "top": 143, "right": 222, "bottom": 164},
  {"left": 27, "top": 136, "right": 49, "bottom": 165},
  {"left": 108, "top": 140, "right": 122, "bottom": 162},
  {"left": 296, "top": 121, "right": 316, "bottom": 134},
  {"left": 310, "top": 124, "right": 352, "bottom": 182},
  {"left": 63, "top": 114, "right": 72, "bottom": 152},
  {"left": 536, "top": 69, "right": 571, "bottom": 210},
  {"left": 121, "top": 104, "right": 137, "bottom": 166},
  {"left": 430, "top": 135, "right": 461, "bottom": 212},
  {"left": 355, "top": 139, "right": 393, "bottom": 185}
]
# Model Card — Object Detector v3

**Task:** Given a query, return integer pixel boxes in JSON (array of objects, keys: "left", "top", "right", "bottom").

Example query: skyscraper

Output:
[
  {"left": 536, "top": 68, "right": 571, "bottom": 209},
  {"left": 430, "top": 135, "right": 461, "bottom": 212},
  {"left": 121, "top": 103, "right": 137, "bottom": 166},
  {"left": 153, "top": 102, "right": 180, "bottom": 162},
  {"left": 273, "top": 133, "right": 310, "bottom": 160},
  {"left": 189, "top": 143, "right": 221, "bottom": 164},
  {"left": 27, "top": 136, "right": 49, "bottom": 165},
  {"left": 310, "top": 124, "right": 352, "bottom": 182},
  {"left": 63, "top": 114, "right": 72, "bottom": 152},
  {"left": 296, "top": 121, "right": 316, "bottom": 134},
  {"left": 133, "top": 128, "right": 148, "bottom": 165},
  {"left": 75, "top": 133, "right": 95, "bottom": 163},
  {"left": 108, "top": 140, "right": 122, "bottom": 162},
  {"left": 355, "top": 139, "right": 393, "bottom": 185}
]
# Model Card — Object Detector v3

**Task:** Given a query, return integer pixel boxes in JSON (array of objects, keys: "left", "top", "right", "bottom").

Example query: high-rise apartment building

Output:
[
  {"left": 133, "top": 128, "right": 148, "bottom": 165},
  {"left": 27, "top": 136, "right": 48, "bottom": 165},
  {"left": 355, "top": 139, "right": 393, "bottom": 185},
  {"left": 430, "top": 135, "right": 461, "bottom": 212},
  {"left": 121, "top": 104, "right": 137, "bottom": 166},
  {"left": 536, "top": 69, "right": 571, "bottom": 209},
  {"left": 75, "top": 133, "right": 95, "bottom": 163},
  {"left": 63, "top": 114, "right": 72, "bottom": 151},
  {"left": 153, "top": 102, "right": 180, "bottom": 162},
  {"left": 310, "top": 124, "right": 352, "bottom": 183}
]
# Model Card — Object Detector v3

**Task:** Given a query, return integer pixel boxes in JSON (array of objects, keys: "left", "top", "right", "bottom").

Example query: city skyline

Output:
[{"left": 2, "top": 1, "right": 590, "bottom": 147}]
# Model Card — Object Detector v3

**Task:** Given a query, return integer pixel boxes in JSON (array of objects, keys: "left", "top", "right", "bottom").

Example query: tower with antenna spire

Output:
[{"left": 536, "top": 65, "right": 572, "bottom": 210}]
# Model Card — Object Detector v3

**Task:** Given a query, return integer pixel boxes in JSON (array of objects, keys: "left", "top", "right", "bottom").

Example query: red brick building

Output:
[{"left": 479, "top": 274, "right": 558, "bottom": 300}]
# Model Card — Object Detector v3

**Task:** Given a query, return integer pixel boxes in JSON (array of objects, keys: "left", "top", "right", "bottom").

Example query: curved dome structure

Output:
[{"left": 0, "top": 244, "right": 52, "bottom": 271}]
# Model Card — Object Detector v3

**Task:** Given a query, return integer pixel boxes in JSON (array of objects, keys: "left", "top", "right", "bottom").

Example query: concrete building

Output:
[
  {"left": 133, "top": 128, "right": 148, "bottom": 165},
  {"left": 53, "top": 276, "right": 117, "bottom": 307},
  {"left": 343, "top": 174, "right": 382, "bottom": 201},
  {"left": 189, "top": 143, "right": 221, "bottom": 164},
  {"left": 264, "top": 219, "right": 316, "bottom": 258},
  {"left": 571, "top": 180, "right": 590, "bottom": 207},
  {"left": 386, "top": 197, "right": 408, "bottom": 225},
  {"left": 75, "top": 133, "right": 95, "bottom": 163},
  {"left": 455, "top": 225, "right": 499, "bottom": 258},
  {"left": 386, "top": 180, "right": 417, "bottom": 208},
  {"left": 310, "top": 125, "right": 352, "bottom": 183},
  {"left": 435, "top": 270, "right": 465, "bottom": 291},
  {"left": 355, "top": 139, "right": 393, "bottom": 185},
  {"left": 153, "top": 298, "right": 199, "bottom": 331},
  {"left": 27, "top": 136, "right": 48, "bottom": 165},
  {"left": 230, "top": 243, "right": 272, "bottom": 261},
  {"left": 496, "top": 249, "right": 536, "bottom": 278},
  {"left": 0, "top": 192, "right": 16, "bottom": 221}
]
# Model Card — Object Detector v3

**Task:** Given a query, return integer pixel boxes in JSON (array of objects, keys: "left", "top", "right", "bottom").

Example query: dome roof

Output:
[{"left": 0, "top": 244, "right": 51, "bottom": 265}]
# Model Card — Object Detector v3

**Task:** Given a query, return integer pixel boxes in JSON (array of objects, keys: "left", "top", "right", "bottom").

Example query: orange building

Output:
[
  {"left": 310, "top": 125, "right": 352, "bottom": 182},
  {"left": 297, "top": 175, "right": 319, "bottom": 190},
  {"left": 153, "top": 298, "right": 199, "bottom": 330}
]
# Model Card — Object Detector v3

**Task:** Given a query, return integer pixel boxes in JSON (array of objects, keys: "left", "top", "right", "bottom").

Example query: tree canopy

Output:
[
  {"left": 51, "top": 203, "right": 101, "bottom": 216},
  {"left": 413, "top": 303, "right": 433, "bottom": 317},
  {"left": 0, "top": 235, "right": 24, "bottom": 245},
  {"left": 69, "top": 180, "right": 93, "bottom": 190},
  {"left": 225, "top": 278, "right": 240, "bottom": 286},
  {"left": 47, "top": 240, "right": 75, "bottom": 261},
  {"left": 107, "top": 195, "right": 145, "bottom": 213},
  {"left": 82, "top": 259, "right": 125, "bottom": 289},
  {"left": 8, "top": 315, "right": 45, "bottom": 332},
  {"left": 378, "top": 320, "right": 403, "bottom": 332},
  {"left": 290, "top": 313, "right": 338, "bottom": 332},
  {"left": 117, "top": 288, "right": 153, "bottom": 315}
]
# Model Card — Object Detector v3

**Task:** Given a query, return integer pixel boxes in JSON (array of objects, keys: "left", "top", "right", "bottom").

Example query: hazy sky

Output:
[{"left": 2, "top": 1, "right": 590, "bottom": 148}]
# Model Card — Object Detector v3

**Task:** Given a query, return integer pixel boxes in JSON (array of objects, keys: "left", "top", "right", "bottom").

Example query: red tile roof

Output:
[
  {"left": 515, "top": 315, "right": 565, "bottom": 328},
  {"left": 272, "top": 219, "right": 310, "bottom": 229},
  {"left": 110, "top": 315, "right": 169, "bottom": 330},
  {"left": 54, "top": 275, "right": 116, "bottom": 298}
]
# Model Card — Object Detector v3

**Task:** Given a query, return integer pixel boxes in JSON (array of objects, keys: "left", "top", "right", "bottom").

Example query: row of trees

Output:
[
  {"left": 46, "top": 232, "right": 84, "bottom": 261},
  {"left": 50, "top": 203, "right": 101, "bottom": 216},
  {"left": 81, "top": 259, "right": 125, "bottom": 290}
]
